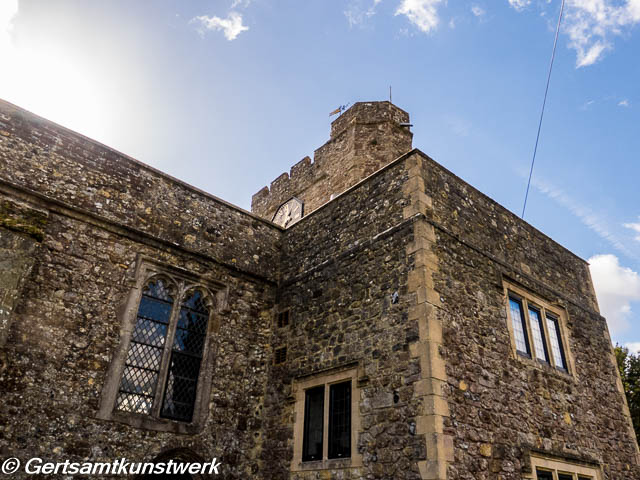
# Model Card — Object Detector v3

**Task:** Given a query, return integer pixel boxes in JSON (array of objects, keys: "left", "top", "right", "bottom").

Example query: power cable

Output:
[{"left": 521, "top": 0, "right": 566, "bottom": 219}]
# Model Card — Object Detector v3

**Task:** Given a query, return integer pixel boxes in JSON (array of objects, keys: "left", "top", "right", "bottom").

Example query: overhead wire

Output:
[{"left": 521, "top": 0, "right": 566, "bottom": 219}]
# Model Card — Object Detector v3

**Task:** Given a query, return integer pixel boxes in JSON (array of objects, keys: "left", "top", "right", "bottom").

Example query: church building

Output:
[{"left": 0, "top": 99, "right": 638, "bottom": 479}]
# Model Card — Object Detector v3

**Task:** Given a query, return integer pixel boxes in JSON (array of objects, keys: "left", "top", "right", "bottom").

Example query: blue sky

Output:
[{"left": 1, "top": 0, "right": 639, "bottom": 350}]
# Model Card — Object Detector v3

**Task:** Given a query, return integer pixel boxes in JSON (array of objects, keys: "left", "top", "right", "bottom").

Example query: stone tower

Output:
[{"left": 251, "top": 101, "right": 413, "bottom": 222}]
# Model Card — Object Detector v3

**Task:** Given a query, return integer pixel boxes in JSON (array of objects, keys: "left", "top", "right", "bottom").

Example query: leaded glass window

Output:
[
  {"left": 546, "top": 314, "right": 567, "bottom": 371},
  {"left": 161, "top": 290, "right": 209, "bottom": 422},
  {"left": 509, "top": 297, "right": 530, "bottom": 356},
  {"left": 529, "top": 307, "right": 549, "bottom": 363},
  {"left": 505, "top": 286, "right": 571, "bottom": 373},
  {"left": 116, "top": 278, "right": 173, "bottom": 415},
  {"left": 536, "top": 470, "right": 553, "bottom": 480},
  {"left": 114, "top": 278, "right": 212, "bottom": 423},
  {"left": 303, "top": 386, "right": 325, "bottom": 461},
  {"left": 328, "top": 381, "right": 351, "bottom": 459}
]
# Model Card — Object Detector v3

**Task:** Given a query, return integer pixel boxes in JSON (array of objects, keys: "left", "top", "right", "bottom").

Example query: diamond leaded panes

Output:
[
  {"left": 161, "top": 290, "right": 209, "bottom": 421},
  {"left": 116, "top": 278, "right": 173, "bottom": 414}
]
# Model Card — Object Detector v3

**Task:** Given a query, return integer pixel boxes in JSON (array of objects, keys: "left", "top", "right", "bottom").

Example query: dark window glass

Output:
[
  {"left": 278, "top": 310, "right": 290, "bottom": 328},
  {"left": 328, "top": 381, "right": 351, "bottom": 459},
  {"left": 546, "top": 314, "right": 567, "bottom": 371},
  {"left": 116, "top": 279, "right": 173, "bottom": 414},
  {"left": 558, "top": 474, "right": 573, "bottom": 480},
  {"left": 302, "top": 386, "right": 324, "bottom": 461},
  {"left": 536, "top": 470, "right": 553, "bottom": 480},
  {"left": 275, "top": 347, "right": 287, "bottom": 364},
  {"left": 161, "top": 290, "right": 209, "bottom": 422},
  {"left": 578, "top": 477, "right": 592, "bottom": 480},
  {"left": 528, "top": 307, "right": 549, "bottom": 362},
  {"left": 509, "top": 296, "right": 531, "bottom": 356}
]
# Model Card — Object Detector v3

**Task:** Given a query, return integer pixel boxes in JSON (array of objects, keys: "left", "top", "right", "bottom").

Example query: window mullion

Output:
[
  {"left": 323, "top": 383, "right": 329, "bottom": 461},
  {"left": 522, "top": 299, "right": 536, "bottom": 360},
  {"left": 539, "top": 306, "right": 556, "bottom": 369},
  {"left": 152, "top": 284, "right": 182, "bottom": 417}
]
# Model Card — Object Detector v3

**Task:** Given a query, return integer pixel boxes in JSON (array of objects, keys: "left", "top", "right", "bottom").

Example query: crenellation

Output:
[{"left": 251, "top": 101, "right": 413, "bottom": 222}]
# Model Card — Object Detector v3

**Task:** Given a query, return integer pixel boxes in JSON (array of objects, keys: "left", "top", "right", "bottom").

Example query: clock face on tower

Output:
[{"left": 272, "top": 197, "right": 304, "bottom": 228}]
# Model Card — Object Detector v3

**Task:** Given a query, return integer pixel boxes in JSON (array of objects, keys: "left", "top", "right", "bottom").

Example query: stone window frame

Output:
[
  {"left": 97, "top": 256, "right": 227, "bottom": 434},
  {"left": 291, "top": 364, "right": 363, "bottom": 472},
  {"left": 525, "top": 454, "right": 603, "bottom": 480},
  {"left": 503, "top": 281, "right": 575, "bottom": 376}
]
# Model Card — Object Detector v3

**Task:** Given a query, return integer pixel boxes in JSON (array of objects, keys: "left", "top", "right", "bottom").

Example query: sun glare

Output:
[{"left": 0, "top": 1, "right": 108, "bottom": 143}]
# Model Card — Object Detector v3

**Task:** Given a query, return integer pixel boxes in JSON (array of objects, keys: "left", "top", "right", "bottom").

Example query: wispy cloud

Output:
[
  {"left": 531, "top": 175, "right": 638, "bottom": 261},
  {"left": 471, "top": 5, "right": 486, "bottom": 17},
  {"left": 231, "top": 0, "right": 252, "bottom": 8},
  {"left": 508, "top": 0, "right": 532, "bottom": 12},
  {"left": 345, "top": 0, "right": 383, "bottom": 28},
  {"left": 624, "top": 219, "right": 640, "bottom": 241},
  {"left": 618, "top": 98, "right": 630, "bottom": 107},
  {"left": 589, "top": 254, "right": 640, "bottom": 336},
  {"left": 395, "top": 0, "right": 444, "bottom": 33},
  {"left": 507, "top": 0, "right": 640, "bottom": 67},
  {"left": 191, "top": 12, "right": 249, "bottom": 41}
]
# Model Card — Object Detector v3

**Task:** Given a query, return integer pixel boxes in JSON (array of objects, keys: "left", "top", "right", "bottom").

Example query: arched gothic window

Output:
[{"left": 115, "top": 278, "right": 211, "bottom": 423}]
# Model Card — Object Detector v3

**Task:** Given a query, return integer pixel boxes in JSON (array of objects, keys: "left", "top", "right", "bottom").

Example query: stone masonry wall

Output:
[
  {"left": 0, "top": 100, "right": 284, "bottom": 479},
  {"left": 412, "top": 152, "right": 640, "bottom": 479},
  {"left": 251, "top": 102, "right": 413, "bottom": 222},
  {"left": 262, "top": 158, "right": 431, "bottom": 479},
  {"left": 0, "top": 99, "right": 280, "bottom": 281}
]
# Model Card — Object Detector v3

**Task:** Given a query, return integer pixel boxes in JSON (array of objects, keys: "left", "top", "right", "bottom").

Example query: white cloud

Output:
[
  {"left": 231, "top": 0, "right": 252, "bottom": 8},
  {"left": 191, "top": 12, "right": 249, "bottom": 41},
  {"left": 625, "top": 341, "right": 640, "bottom": 353},
  {"left": 508, "top": 0, "right": 532, "bottom": 11},
  {"left": 624, "top": 220, "right": 640, "bottom": 241},
  {"left": 395, "top": 0, "right": 444, "bottom": 33},
  {"left": 508, "top": 0, "right": 640, "bottom": 67},
  {"left": 472, "top": 5, "right": 486, "bottom": 17},
  {"left": 532, "top": 175, "right": 638, "bottom": 261},
  {"left": 589, "top": 254, "right": 640, "bottom": 335},
  {"left": 618, "top": 99, "right": 630, "bottom": 107},
  {"left": 345, "top": 0, "right": 383, "bottom": 28}
]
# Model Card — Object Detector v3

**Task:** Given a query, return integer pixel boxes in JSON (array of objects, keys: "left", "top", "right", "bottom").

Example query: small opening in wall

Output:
[
  {"left": 275, "top": 347, "right": 287, "bottom": 365},
  {"left": 277, "top": 310, "right": 290, "bottom": 328}
]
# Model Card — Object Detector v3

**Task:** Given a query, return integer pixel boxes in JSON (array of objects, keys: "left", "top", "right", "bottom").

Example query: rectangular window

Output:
[
  {"left": 529, "top": 307, "right": 549, "bottom": 363},
  {"left": 328, "top": 381, "right": 351, "bottom": 459},
  {"left": 509, "top": 296, "right": 531, "bottom": 356},
  {"left": 505, "top": 284, "right": 571, "bottom": 374},
  {"left": 302, "top": 386, "right": 325, "bottom": 461},
  {"left": 530, "top": 454, "right": 600, "bottom": 479},
  {"left": 274, "top": 346, "right": 287, "bottom": 365},
  {"left": 546, "top": 314, "right": 567, "bottom": 371},
  {"left": 292, "top": 367, "right": 362, "bottom": 471}
]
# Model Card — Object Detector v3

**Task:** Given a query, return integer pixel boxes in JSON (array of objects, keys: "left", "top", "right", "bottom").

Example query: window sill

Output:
[
  {"left": 96, "top": 410, "right": 204, "bottom": 434},
  {"left": 513, "top": 352, "right": 574, "bottom": 380},
  {"left": 293, "top": 457, "right": 361, "bottom": 472}
]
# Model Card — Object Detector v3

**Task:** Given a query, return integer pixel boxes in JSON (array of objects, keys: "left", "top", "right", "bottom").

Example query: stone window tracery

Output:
[
  {"left": 115, "top": 277, "right": 212, "bottom": 423},
  {"left": 98, "top": 258, "right": 223, "bottom": 433}
]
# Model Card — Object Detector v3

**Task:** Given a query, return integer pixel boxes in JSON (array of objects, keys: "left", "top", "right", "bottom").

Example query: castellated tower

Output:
[{"left": 251, "top": 101, "right": 413, "bottom": 222}]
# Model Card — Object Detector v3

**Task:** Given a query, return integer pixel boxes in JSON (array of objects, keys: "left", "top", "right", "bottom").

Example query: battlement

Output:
[{"left": 251, "top": 101, "right": 413, "bottom": 222}]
